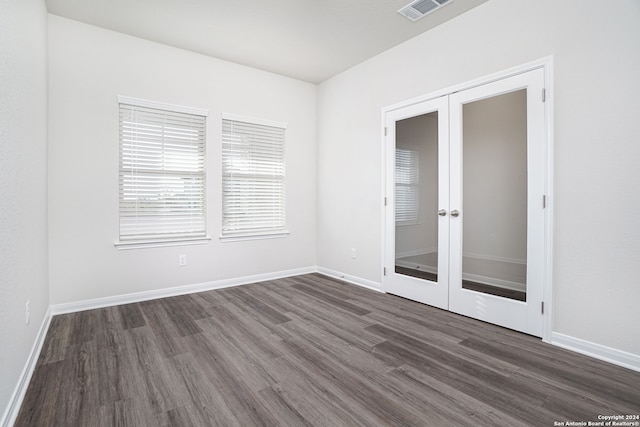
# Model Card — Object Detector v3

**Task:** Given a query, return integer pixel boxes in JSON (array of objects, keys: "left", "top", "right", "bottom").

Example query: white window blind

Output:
[
  {"left": 119, "top": 97, "right": 207, "bottom": 242},
  {"left": 222, "top": 115, "right": 286, "bottom": 237},
  {"left": 395, "top": 148, "right": 420, "bottom": 224}
]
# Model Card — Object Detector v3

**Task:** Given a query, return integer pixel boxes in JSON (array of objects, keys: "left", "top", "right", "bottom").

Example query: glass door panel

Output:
[
  {"left": 384, "top": 95, "right": 449, "bottom": 310},
  {"left": 461, "top": 89, "right": 528, "bottom": 301},
  {"left": 395, "top": 112, "right": 439, "bottom": 282}
]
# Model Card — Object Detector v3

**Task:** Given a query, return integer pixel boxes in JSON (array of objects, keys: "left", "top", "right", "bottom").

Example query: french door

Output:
[{"left": 384, "top": 68, "right": 547, "bottom": 337}]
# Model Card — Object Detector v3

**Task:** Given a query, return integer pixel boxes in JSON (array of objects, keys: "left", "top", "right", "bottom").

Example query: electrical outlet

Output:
[
  {"left": 351, "top": 248, "right": 357, "bottom": 259},
  {"left": 26, "top": 300, "right": 30, "bottom": 325},
  {"left": 179, "top": 254, "right": 187, "bottom": 266}
]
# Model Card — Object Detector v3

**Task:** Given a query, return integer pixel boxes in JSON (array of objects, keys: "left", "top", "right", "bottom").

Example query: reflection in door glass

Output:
[
  {"left": 395, "top": 112, "right": 439, "bottom": 282},
  {"left": 462, "top": 90, "right": 527, "bottom": 301}
]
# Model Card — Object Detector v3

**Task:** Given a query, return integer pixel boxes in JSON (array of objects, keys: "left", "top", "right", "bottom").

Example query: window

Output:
[
  {"left": 221, "top": 114, "right": 287, "bottom": 239},
  {"left": 395, "top": 148, "right": 420, "bottom": 224},
  {"left": 117, "top": 96, "right": 208, "bottom": 247}
]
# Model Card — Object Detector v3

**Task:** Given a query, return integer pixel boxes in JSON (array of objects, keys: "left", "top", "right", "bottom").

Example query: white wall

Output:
[
  {"left": 317, "top": 0, "right": 640, "bottom": 356},
  {"left": 48, "top": 15, "right": 317, "bottom": 305},
  {"left": 0, "top": 0, "right": 49, "bottom": 420}
]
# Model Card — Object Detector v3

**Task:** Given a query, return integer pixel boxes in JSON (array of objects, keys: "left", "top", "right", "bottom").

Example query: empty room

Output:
[{"left": 1, "top": 0, "right": 639, "bottom": 425}]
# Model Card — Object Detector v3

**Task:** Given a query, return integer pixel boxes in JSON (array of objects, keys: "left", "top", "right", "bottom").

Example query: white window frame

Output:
[
  {"left": 220, "top": 113, "right": 288, "bottom": 241},
  {"left": 115, "top": 95, "right": 210, "bottom": 249}
]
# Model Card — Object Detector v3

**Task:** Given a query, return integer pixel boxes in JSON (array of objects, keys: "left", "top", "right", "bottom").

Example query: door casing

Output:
[{"left": 380, "top": 57, "right": 554, "bottom": 342}]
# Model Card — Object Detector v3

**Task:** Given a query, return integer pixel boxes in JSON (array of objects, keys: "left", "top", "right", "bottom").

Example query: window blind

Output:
[
  {"left": 222, "top": 115, "right": 286, "bottom": 237},
  {"left": 395, "top": 148, "right": 420, "bottom": 224},
  {"left": 119, "top": 99, "right": 206, "bottom": 241}
]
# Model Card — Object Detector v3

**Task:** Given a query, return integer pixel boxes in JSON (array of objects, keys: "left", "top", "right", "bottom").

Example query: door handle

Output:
[
  {"left": 450, "top": 210, "right": 460, "bottom": 217},
  {"left": 438, "top": 209, "right": 447, "bottom": 216}
]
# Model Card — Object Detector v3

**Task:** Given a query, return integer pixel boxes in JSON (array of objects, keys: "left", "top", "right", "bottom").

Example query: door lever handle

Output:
[
  {"left": 450, "top": 210, "right": 460, "bottom": 217},
  {"left": 438, "top": 209, "right": 447, "bottom": 216}
]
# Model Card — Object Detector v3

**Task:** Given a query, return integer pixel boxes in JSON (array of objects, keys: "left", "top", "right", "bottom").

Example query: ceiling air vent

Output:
[{"left": 398, "top": 0, "right": 453, "bottom": 22}]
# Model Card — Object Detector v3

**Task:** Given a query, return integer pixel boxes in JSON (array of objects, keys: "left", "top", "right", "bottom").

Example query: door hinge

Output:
[
  {"left": 541, "top": 301, "right": 545, "bottom": 314},
  {"left": 542, "top": 88, "right": 546, "bottom": 102},
  {"left": 384, "top": 197, "right": 388, "bottom": 206},
  {"left": 384, "top": 127, "right": 388, "bottom": 136},
  {"left": 383, "top": 267, "right": 387, "bottom": 276},
  {"left": 543, "top": 194, "right": 547, "bottom": 208}
]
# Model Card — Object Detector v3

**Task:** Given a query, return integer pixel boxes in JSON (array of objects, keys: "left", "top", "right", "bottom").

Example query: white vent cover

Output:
[{"left": 398, "top": 0, "right": 453, "bottom": 22}]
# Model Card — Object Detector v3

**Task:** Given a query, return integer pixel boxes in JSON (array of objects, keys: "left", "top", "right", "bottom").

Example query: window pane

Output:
[
  {"left": 119, "top": 101, "right": 206, "bottom": 241},
  {"left": 221, "top": 117, "right": 286, "bottom": 236},
  {"left": 395, "top": 148, "right": 420, "bottom": 224}
]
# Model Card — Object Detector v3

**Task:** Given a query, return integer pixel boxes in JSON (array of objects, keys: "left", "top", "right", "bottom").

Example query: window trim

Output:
[
  {"left": 117, "top": 95, "right": 209, "bottom": 117},
  {"left": 221, "top": 113, "right": 286, "bottom": 131},
  {"left": 218, "top": 231, "right": 290, "bottom": 243},
  {"left": 114, "top": 236, "right": 211, "bottom": 250},
  {"left": 115, "top": 95, "right": 209, "bottom": 248}
]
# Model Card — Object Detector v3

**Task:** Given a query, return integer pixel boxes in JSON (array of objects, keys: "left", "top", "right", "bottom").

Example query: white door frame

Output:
[{"left": 380, "top": 57, "right": 554, "bottom": 342}]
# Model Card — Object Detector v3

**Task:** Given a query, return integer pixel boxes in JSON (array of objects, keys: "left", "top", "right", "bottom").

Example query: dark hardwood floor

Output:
[{"left": 16, "top": 274, "right": 640, "bottom": 426}]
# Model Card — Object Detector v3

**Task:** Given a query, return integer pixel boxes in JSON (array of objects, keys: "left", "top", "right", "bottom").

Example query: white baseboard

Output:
[
  {"left": 395, "top": 260, "right": 437, "bottom": 274},
  {"left": 396, "top": 251, "right": 526, "bottom": 266},
  {"left": 51, "top": 266, "right": 317, "bottom": 315},
  {"left": 394, "top": 260, "right": 525, "bottom": 292},
  {"left": 395, "top": 248, "right": 437, "bottom": 259},
  {"left": 550, "top": 332, "right": 640, "bottom": 373},
  {"left": 1, "top": 307, "right": 52, "bottom": 427},
  {"left": 317, "top": 267, "right": 383, "bottom": 293},
  {"left": 463, "top": 251, "right": 526, "bottom": 265},
  {"left": 461, "top": 272, "right": 525, "bottom": 292}
]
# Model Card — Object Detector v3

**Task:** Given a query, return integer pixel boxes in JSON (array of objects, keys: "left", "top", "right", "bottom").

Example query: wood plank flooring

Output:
[{"left": 16, "top": 274, "right": 640, "bottom": 426}]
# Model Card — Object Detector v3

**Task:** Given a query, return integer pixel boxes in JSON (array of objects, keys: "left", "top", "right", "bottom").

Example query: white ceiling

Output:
[{"left": 45, "top": 0, "right": 488, "bottom": 84}]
